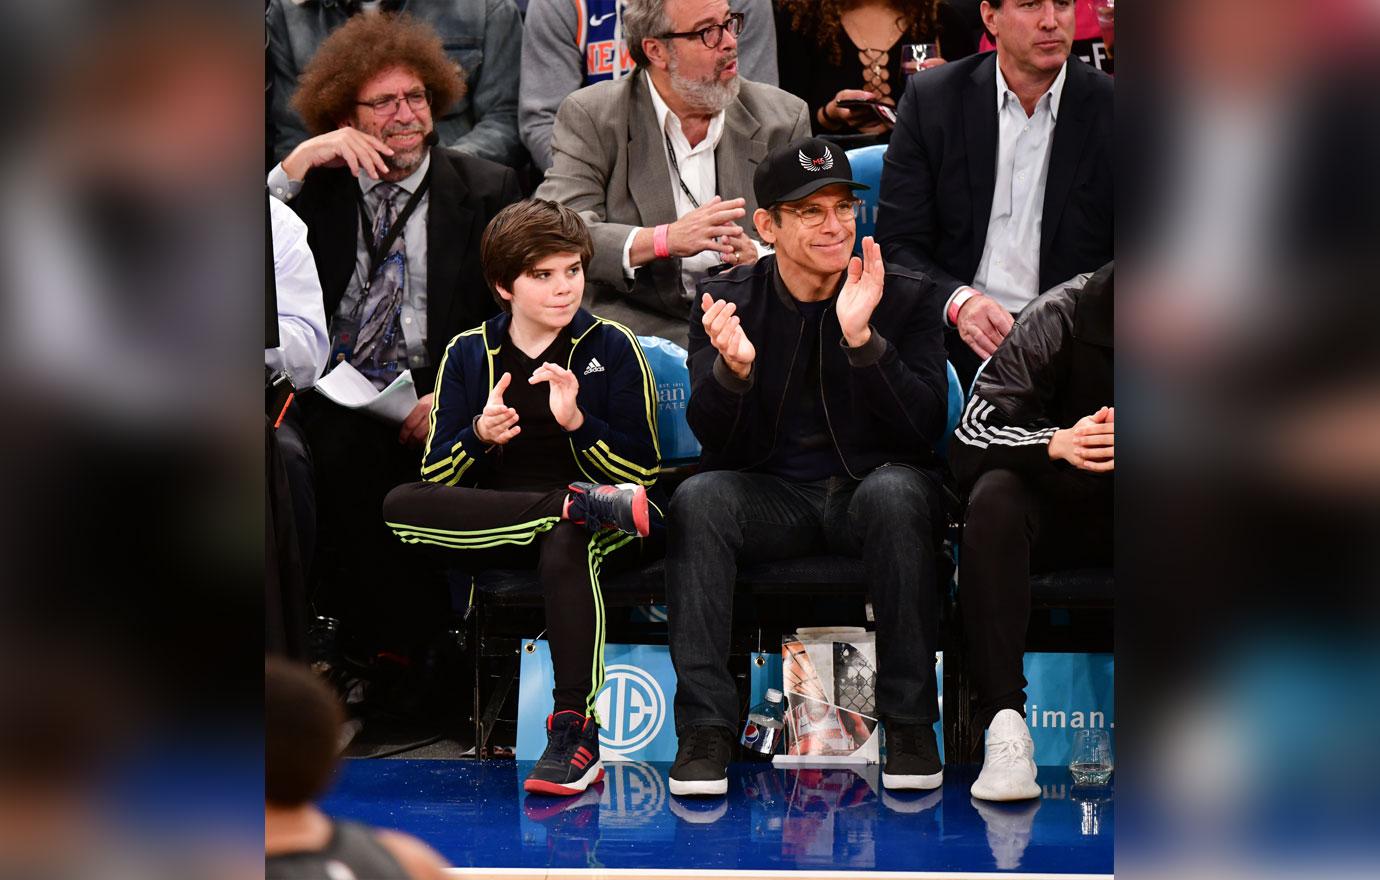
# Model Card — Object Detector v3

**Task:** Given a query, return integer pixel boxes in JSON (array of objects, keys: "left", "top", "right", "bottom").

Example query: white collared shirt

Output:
[
  {"left": 621, "top": 71, "right": 727, "bottom": 303},
  {"left": 946, "top": 60, "right": 1067, "bottom": 323}
]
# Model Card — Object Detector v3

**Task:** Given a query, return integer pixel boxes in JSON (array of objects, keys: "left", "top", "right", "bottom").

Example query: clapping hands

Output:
[
  {"left": 836, "top": 236, "right": 885, "bottom": 348},
  {"left": 529, "top": 362, "right": 584, "bottom": 432},
  {"left": 700, "top": 292, "right": 757, "bottom": 380},
  {"left": 474, "top": 372, "right": 520, "bottom": 445}
]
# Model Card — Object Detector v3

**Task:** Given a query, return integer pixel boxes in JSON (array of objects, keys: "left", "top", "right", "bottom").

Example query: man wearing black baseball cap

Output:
[{"left": 665, "top": 137, "right": 950, "bottom": 796}]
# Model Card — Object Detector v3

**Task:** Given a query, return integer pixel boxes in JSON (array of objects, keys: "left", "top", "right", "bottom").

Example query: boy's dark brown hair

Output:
[
  {"left": 480, "top": 199, "right": 594, "bottom": 312},
  {"left": 290, "top": 12, "right": 465, "bottom": 135},
  {"left": 265, "top": 656, "right": 343, "bottom": 807}
]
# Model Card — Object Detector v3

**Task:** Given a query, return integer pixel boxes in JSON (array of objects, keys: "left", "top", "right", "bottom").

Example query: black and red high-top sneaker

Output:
[
  {"left": 523, "top": 710, "right": 605, "bottom": 796},
  {"left": 565, "top": 482, "right": 650, "bottom": 537}
]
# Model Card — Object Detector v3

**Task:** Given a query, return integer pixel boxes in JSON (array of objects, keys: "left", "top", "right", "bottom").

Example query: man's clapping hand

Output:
[
  {"left": 700, "top": 292, "right": 756, "bottom": 380},
  {"left": 836, "top": 235, "right": 885, "bottom": 348}
]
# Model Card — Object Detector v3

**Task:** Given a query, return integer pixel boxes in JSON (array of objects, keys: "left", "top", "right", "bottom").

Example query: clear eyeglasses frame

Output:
[{"left": 778, "top": 199, "right": 862, "bottom": 228}]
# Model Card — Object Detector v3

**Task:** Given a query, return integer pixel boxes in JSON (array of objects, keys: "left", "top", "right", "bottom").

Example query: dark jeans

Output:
[
  {"left": 960, "top": 468, "right": 1113, "bottom": 731},
  {"left": 666, "top": 466, "right": 944, "bottom": 735}
]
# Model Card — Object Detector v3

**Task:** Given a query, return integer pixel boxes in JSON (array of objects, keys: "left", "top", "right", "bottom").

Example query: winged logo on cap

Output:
[{"left": 798, "top": 146, "right": 834, "bottom": 173}]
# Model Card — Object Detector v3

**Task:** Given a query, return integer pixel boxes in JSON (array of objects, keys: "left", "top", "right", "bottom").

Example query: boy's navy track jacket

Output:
[
  {"left": 686, "top": 256, "right": 949, "bottom": 478},
  {"left": 420, "top": 307, "right": 661, "bottom": 490}
]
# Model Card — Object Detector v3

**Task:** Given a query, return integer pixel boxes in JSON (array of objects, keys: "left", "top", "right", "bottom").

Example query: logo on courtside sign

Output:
[
  {"left": 595, "top": 664, "right": 666, "bottom": 756},
  {"left": 518, "top": 641, "right": 681, "bottom": 761}
]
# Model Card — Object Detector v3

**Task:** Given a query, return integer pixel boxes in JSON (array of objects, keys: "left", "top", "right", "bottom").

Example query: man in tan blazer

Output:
[{"left": 535, "top": 0, "right": 810, "bottom": 344}]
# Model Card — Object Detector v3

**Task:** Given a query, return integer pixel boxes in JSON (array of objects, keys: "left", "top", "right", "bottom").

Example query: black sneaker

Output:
[
  {"left": 669, "top": 725, "right": 735, "bottom": 797},
  {"left": 566, "top": 482, "right": 650, "bottom": 537},
  {"left": 524, "top": 710, "right": 604, "bottom": 796},
  {"left": 882, "top": 722, "right": 944, "bottom": 790}
]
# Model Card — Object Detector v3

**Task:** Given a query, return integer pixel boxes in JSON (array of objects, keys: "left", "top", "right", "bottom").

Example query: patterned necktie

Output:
[{"left": 351, "top": 182, "right": 407, "bottom": 373}]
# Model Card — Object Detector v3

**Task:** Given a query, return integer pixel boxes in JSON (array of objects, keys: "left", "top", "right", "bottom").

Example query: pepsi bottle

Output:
[{"left": 741, "top": 688, "right": 785, "bottom": 758}]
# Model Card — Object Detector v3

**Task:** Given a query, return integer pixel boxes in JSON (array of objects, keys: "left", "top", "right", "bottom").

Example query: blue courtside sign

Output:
[{"left": 518, "top": 641, "right": 680, "bottom": 762}]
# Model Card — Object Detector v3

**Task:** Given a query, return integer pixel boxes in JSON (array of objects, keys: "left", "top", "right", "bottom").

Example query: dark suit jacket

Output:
[
  {"left": 287, "top": 146, "right": 521, "bottom": 391},
  {"left": 876, "top": 52, "right": 1113, "bottom": 305}
]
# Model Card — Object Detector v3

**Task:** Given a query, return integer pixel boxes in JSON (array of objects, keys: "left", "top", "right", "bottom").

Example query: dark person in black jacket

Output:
[
  {"left": 951, "top": 261, "right": 1113, "bottom": 802},
  {"left": 665, "top": 138, "right": 949, "bottom": 798}
]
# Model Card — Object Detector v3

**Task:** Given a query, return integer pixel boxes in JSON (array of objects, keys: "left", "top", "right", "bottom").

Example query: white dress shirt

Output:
[
  {"left": 267, "top": 196, "right": 329, "bottom": 388},
  {"left": 621, "top": 72, "right": 727, "bottom": 304},
  {"left": 946, "top": 61, "right": 1067, "bottom": 323}
]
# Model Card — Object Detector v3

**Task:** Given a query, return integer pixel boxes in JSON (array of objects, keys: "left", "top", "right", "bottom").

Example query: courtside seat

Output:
[
  {"left": 474, "top": 559, "right": 667, "bottom": 609},
  {"left": 845, "top": 144, "right": 888, "bottom": 255}
]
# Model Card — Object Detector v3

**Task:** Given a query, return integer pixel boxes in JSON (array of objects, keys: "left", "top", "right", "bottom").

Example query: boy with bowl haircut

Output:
[{"left": 384, "top": 199, "right": 661, "bottom": 796}]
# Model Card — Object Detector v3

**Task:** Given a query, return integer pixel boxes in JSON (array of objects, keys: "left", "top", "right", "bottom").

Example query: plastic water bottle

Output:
[{"left": 741, "top": 688, "right": 786, "bottom": 758}]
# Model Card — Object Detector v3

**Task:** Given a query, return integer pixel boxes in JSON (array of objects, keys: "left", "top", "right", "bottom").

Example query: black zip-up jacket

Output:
[
  {"left": 686, "top": 256, "right": 948, "bottom": 478},
  {"left": 950, "top": 262, "right": 1114, "bottom": 489}
]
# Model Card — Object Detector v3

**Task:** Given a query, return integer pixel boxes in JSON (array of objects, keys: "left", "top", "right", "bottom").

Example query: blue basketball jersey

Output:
[{"left": 574, "top": 0, "right": 636, "bottom": 84}]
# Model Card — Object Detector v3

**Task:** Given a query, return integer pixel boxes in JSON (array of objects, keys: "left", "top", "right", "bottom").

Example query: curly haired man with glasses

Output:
[{"left": 266, "top": 12, "right": 521, "bottom": 662}]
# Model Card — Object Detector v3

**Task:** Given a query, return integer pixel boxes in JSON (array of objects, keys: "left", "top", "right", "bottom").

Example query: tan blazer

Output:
[{"left": 536, "top": 72, "right": 810, "bottom": 345}]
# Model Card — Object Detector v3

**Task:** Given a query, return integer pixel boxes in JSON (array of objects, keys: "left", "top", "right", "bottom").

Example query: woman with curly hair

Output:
[{"left": 775, "top": 0, "right": 965, "bottom": 135}]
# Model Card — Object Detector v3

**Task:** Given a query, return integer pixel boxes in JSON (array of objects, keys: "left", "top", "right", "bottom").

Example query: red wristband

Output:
[
  {"left": 948, "top": 288, "right": 978, "bottom": 325},
  {"left": 653, "top": 224, "right": 671, "bottom": 259}
]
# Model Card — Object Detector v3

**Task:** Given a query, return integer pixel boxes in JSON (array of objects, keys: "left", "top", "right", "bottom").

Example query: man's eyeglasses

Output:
[
  {"left": 657, "top": 12, "right": 745, "bottom": 49},
  {"left": 778, "top": 199, "right": 862, "bottom": 228},
  {"left": 357, "top": 88, "right": 432, "bottom": 117}
]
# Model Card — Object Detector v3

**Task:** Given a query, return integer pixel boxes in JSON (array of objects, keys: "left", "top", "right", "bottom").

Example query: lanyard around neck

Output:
[
  {"left": 354, "top": 171, "right": 432, "bottom": 284},
  {"left": 663, "top": 132, "right": 703, "bottom": 211}
]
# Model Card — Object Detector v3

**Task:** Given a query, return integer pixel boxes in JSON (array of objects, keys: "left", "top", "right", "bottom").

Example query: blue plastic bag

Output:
[{"left": 636, "top": 335, "right": 700, "bottom": 465}]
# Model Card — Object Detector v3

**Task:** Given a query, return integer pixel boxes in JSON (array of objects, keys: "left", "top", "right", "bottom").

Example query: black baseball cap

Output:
[{"left": 753, "top": 136, "right": 869, "bottom": 209}]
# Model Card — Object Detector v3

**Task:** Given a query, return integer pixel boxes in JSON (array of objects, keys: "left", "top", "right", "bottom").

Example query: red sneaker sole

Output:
[
  {"left": 523, "top": 766, "right": 605, "bottom": 796},
  {"left": 631, "top": 485, "right": 649, "bottom": 538}
]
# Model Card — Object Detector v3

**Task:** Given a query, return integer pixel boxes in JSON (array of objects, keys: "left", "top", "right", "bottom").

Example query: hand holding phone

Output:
[
  {"left": 835, "top": 100, "right": 897, "bottom": 126},
  {"left": 824, "top": 90, "right": 896, "bottom": 133}
]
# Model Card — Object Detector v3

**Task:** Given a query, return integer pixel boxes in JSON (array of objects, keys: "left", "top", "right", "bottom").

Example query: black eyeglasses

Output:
[
  {"left": 657, "top": 12, "right": 745, "bottom": 49},
  {"left": 356, "top": 88, "right": 432, "bottom": 117}
]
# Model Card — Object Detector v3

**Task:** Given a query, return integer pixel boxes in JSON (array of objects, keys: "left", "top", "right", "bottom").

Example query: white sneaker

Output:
[{"left": 970, "top": 709, "right": 1041, "bottom": 801}]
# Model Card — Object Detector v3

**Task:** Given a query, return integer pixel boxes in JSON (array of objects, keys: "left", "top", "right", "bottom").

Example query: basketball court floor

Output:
[{"left": 323, "top": 758, "right": 1113, "bottom": 878}]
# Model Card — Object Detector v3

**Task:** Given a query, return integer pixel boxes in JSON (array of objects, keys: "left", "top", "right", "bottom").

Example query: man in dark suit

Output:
[
  {"left": 876, "top": 0, "right": 1112, "bottom": 386},
  {"left": 267, "top": 12, "right": 521, "bottom": 657}
]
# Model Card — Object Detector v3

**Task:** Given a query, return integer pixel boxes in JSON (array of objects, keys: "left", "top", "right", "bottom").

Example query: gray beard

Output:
[
  {"left": 667, "top": 56, "right": 741, "bottom": 115},
  {"left": 382, "top": 147, "right": 425, "bottom": 181}
]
